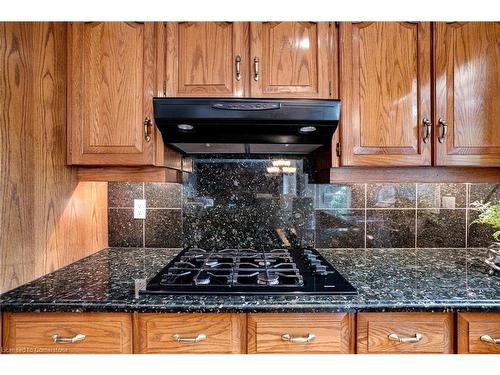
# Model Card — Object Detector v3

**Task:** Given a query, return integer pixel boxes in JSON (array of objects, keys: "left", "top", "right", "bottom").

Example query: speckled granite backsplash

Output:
[{"left": 108, "top": 158, "right": 499, "bottom": 249}]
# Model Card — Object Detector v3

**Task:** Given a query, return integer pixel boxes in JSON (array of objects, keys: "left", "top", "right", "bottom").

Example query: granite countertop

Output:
[{"left": 0, "top": 247, "right": 499, "bottom": 313}]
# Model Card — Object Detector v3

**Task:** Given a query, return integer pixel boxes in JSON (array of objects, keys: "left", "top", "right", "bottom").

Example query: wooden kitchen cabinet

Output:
[
  {"left": 134, "top": 313, "right": 246, "bottom": 354},
  {"left": 250, "top": 22, "right": 333, "bottom": 98},
  {"left": 339, "top": 22, "right": 432, "bottom": 167},
  {"left": 357, "top": 312, "right": 454, "bottom": 354},
  {"left": 164, "top": 22, "right": 249, "bottom": 97},
  {"left": 2, "top": 312, "right": 132, "bottom": 354},
  {"left": 434, "top": 22, "right": 500, "bottom": 166},
  {"left": 247, "top": 313, "right": 354, "bottom": 354},
  {"left": 458, "top": 313, "right": 500, "bottom": 354},
  {"left": 67, "top": 22, "right": 159, "bottom": 166}
]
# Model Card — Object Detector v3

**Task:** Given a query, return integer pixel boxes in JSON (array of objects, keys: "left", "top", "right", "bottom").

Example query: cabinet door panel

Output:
[
  {"left": 250, "top": 22, "right": 331, "bottom": 98},
  {"left": 68, "top": 22, "right": 156, "bottom": 165},
  {"left": 357, "top": 312, "right": 454, "bottom": 354},
  {"left": 2, "top": 313, "right": 132, "bottom": 354},
  {"left": 340, "top": 22, "right": 432, "bottom": 166},
  {"left": 165, "top": 22, "right": 249, "bottom": 97},
  {"left": 434, "top": 22, "right": 500, "bottom": 166},
  {"left": 458, "top": 313, "right": 500, "bottom": 354}
]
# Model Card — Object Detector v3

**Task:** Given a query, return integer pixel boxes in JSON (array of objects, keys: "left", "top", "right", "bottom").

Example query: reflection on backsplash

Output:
[
  {"left": 183, "top": 159, "right": 314, "bottom": 249},
  {"left": 107, "top": 158, "right": 500, "bottom": 249}
]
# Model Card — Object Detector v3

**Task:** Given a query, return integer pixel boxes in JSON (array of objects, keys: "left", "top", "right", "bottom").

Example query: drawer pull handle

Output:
[
  {"left": 52, "top": 334, "right": 86, "bottom": 344},
  {"left": 172, "top": 333, "right": 207, "bottom": 343},
  {"left": 281, "top": 333, "right": 316, "bottom": 343},
  {"left": 388, "top": 333, "right": 423, "bottom": 343},
  {"left": 480, "top": 335, "right": 500, "bottom": 344}
]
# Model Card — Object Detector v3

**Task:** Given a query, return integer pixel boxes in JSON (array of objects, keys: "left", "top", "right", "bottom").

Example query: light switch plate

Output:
[{"left": 134, "top": 199, "right": 146, "bottom": 219}]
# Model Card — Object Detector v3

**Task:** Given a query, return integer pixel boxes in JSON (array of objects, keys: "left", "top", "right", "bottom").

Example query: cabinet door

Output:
[
  {"left": 68, "top": 22, "right": 156, "bottom": 165},
  {"left": 165, "top": 22, "right": 249, "bottom": 97},
  {"left": 434, "top": 22, "right": 500, "bottom": 166},
  {"left": 2, "top": 313, "right": 132, "bottom": 354},
  {"left": 340, "top": 22, "right": 432, "bottom": 166},
  {"left": 250, "top": 22, "right": 331, "bottom": 98},
  {"left": 357, "top": 312, "right": 454, "bottom": 354}
]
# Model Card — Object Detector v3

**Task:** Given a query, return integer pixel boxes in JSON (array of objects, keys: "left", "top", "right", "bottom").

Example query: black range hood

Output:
[{"left": 153, "top": 98, "right": 340, "bottom": 155}]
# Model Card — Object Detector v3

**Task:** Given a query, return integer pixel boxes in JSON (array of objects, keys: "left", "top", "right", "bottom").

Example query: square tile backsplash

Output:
[{"left": 108, "top": 159, "right": 499, "bottom": 249}]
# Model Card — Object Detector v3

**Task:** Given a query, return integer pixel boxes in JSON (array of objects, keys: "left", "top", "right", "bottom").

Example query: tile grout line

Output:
[
  {"left": 142, "top": 182, "right": 146, "bottom": 248},
  {"left": 465, "top": 183, "right": 469, "bottom": 249},
  {"left": 108, "top": 207, "right": 182, "bottom": 210},
  {"left": 414, "top": 183, "right": 418, "bottom": 249},
  {"left": 313, "top": 207, "right": 469, "bottom": 211},
  {"left": 364, "top": 183, "right": 367, "bottom": 249}
]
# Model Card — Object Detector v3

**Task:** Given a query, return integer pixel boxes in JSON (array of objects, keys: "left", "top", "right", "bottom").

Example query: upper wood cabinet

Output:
[
  {"left": 163, "top": 22, "right": 333, "bottom": 99},
  {"left": 68, "top": 22, "right": 157, "bottom": 166},
  {"left": 250, "top": 22, "right": 332, "bottom": 98},
  {"left": 164, "top": 22, "right": 249, "bottom": 97},
  {"left": 339, "top": 22, "right": 432, "bottom": 166},
  {"left": 434, "top": 22, "right": 500, "bottom": 166}
]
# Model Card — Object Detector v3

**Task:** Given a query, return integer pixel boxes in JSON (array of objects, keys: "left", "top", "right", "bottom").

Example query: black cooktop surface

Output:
[{"left": 142, "top": 248, "right": 357, "bottom": 295}]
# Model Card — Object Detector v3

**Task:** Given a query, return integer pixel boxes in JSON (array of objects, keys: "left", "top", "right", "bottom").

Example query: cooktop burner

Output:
[{"left": 142, "top": 248, "right": 357, "bottom": 295}]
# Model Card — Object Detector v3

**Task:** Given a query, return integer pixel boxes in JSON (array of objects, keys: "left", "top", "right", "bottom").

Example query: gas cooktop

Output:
[{"left": 142, "top": 248, "right": 357, "bottom": 295}]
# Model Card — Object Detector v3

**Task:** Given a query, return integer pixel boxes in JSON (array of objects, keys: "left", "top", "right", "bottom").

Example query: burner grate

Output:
[
  {"left": 144, "top": 247, "right": 358, "bottom": 295},
  {"left": 163, "top": 248, "right": 302, "bottom": 287}
]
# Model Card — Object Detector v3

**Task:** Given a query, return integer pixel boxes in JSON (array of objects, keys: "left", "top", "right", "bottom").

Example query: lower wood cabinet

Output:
[
  {"left": 2, "top": 312, "right": 132, "bottom": 354},
  {"left": 247, "top": 313, "right": 354, "bottom": 354},
  {"left": 458, "top": 313, "right": 500, "bottom": 354},
  {"left": 3, "top": 311, "right": 499, "bottom": 354},
  {"left": 357, "top": 312, "right": 454, "bottom": 354},
  {"left": 134, "top": 313, "right": 246, "bottom": 354}
]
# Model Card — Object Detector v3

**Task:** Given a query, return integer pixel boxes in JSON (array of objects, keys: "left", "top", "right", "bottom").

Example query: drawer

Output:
[
  {"left": 2, "top": 313, "right": 132, "bottom": 354},
  {"left": 458, "top": 313, "right": 500, "bottom": 354},
  {"left": 247, "top": 313, "right": 354, "bottom": 354},
  {"left": 357, "top": 312, "right": 453, "bottom": 354},
  {"left": 134, "top": 313, "right": 245, "bottom": 353}
]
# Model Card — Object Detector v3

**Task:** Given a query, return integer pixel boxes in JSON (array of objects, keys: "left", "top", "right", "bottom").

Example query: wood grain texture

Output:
[
  {"left": 165, "top": 22, "right": 249, "bottom": 97},
  {"left": 68, "top": 22, "right": 156, "bottom": 165},
  {"left": 77, "top": 166, "right": 180, "bottom": 182},
  {"left": 247, "top": 313, "right": 354, "bottom": 354},
  {"left": 340, "top": 22, "right": 432, "bottom": 166},
  {"left": 0, "top": 22, "right": 108, "bottom": 294},
  {"left": 434, "top": 22, "right": 500, "bottom": 166},
  {"left": 458, "top": 313, "right": 500, "bottom": 354},
  {"left": 357, "top": 312, "right": 454, "bottom": 354},
  {"left": 134, "top": 313, "right": 246, "bottom": 354},
  {"left": 250, "top": 22, "right": 331, "bottom": 98},
  {"left": 327, "top": 167, "right": 500, "bottom": 183},
  {"left": 2, "top": 313, "right": 132, "bottom": 354}
]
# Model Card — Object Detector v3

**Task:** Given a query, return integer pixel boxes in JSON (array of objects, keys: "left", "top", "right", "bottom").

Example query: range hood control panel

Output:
[{"left": 212, "top": 102, "right": 281, "bottom": 111}]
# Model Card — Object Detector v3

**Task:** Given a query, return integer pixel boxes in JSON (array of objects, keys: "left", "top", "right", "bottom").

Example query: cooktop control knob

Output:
[{"left": 313, "top": 264, "right": 328, "bottom": 275}]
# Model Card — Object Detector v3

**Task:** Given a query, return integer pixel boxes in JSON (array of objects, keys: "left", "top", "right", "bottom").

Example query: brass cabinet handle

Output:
[
  {"left": 281, "top": 333, "right": 316, "bottom": 343},
  {"left": 388, "top": 333, "right": 423, "bottom": 343},
  {"left": 253, "top": 57, "right": 260, "bottom": 81},
  {"left": 172, "top": 333, "right": 207, "bottom": 343},
  {"left": 480, "top": 335, "right": 500, "bottom": 344},
  {"left": 422, "top": 117, "right": 432, "bottom": 143},
  {"left": 235, "top": 55, "right": 241, "bottom": 81},
  {"left": 144, "top": 117, "right": 152, "bottom": 142},
  {"left": 438, "top": 118, "right": 448, "bottom": 143},
  {"left": 52, "top": 333, "right": 86, "bottom": 344}
]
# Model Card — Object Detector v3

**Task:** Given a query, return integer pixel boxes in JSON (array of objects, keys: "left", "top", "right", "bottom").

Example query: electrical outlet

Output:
[
  {"left": 134, "top": 199, "right": 146, "bottom": 219},
  {"left": 442, "top": 196, "right": 456, "bottom": 209}
]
